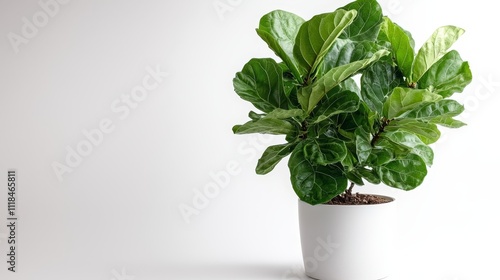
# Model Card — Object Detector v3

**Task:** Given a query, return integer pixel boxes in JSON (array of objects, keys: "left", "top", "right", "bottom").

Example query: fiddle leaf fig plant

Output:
[{"left": 232, "top": 0, "right": 472, "bottom": 205}]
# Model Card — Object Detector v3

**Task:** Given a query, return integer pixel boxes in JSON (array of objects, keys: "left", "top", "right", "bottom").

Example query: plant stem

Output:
[
  {"left": 299, "top": 121, "right": 308, "bottom": 140},
  {"left": 371, "top": 118, "right": 392, "bottom": 147},
  {"left": 347, "top": 182, "right": 355, "bottom": 196}
]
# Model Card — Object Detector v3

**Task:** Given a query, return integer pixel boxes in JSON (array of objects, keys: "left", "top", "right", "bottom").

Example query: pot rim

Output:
[{"left": 298, "top": 194, "right": 395, "bottom": 208}]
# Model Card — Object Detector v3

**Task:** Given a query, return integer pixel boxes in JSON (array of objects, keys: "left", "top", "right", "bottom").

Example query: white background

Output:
[{"left": 0, "top": 0, "right": 497, "bottom": 279}]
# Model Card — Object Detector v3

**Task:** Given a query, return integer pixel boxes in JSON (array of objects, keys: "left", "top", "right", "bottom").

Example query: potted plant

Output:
[{"left": 232, "top": 0, "right": 472, "bottom": 279}]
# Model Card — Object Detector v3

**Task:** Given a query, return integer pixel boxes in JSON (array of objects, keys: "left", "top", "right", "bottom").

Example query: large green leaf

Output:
[
  {"left": 266, "top": 108, "right": 305, "bottom": 120},
  {"left": 341, "top": 149, "right": 358, "bottom": 169},
  {"left": 411, "top": 26, "right": 465, "bottom": 83},
  {"left": 430, "top": 117, "right": 466, "bottom": 128},
  {"left": 374, "top": 137, "right": 407, "bottom": 154},
  {"left": 299, "top": 49, "right": 389, "bottom": 113},
  {"left": 334, "top": 102, "right": 372, "bottom": 138},
  {"left": 367, "top": 149, "right": 393, "bottom": 166},
  {"left": 418, "top": 50, "right": 472, "bottom": 98},
  {"left": 384, "top": 119, "right": 441, "bottom": 145},
  {"left": 289, "top": 142, "right": 348, "bottom": 205},
  {"left": 256, "top": 10, "right": 306, "bottom": 82},
  {"left": 256, "top": 143, "right": 296, "bottom": 175},
  {"left": 293, "top": 9, "right": 357, "bottom": 75},
  {"left": 233, "top": 58, "right": 288, "bottom": 113},
  {"left": 361, "top": 61, "right": 404, "bottom": 114},
  {"left": 347, "top": 170, "right": 365, "bottom": 186},
  {"left": 303, "top": 138, "right": 347, "bottom": 166},
  {"left": 379, "top": 131, "right": 434, "bottom": 166},
  {"left": 339, "top": 0, "right": 383, "bottom": 41},
  {"left": 355, "top": 128, "right": 372, "bottom": 164},
  {"left": 379, "top": 17, "right": 415, "bottom": 79},
  {"left": 323, "top": 39, "right": 384, "bottom": 71},
  {"left": 340, "top": 78, "right": 361, "bottom": 95},
  {"left": 383, "top": 87, "right": 442, "bottom": 119},
  {"left": 358, "top": 167, "right": 381, "bottom": 184},
  {"left": 404, "top": 100, "right": 465, "bottom": 125},
  {"left": 233, "top": 118, "right": 295, "bottom": 135},
  {"left": 312, "top": 90, "right": 360, "bottom": 124},
  {"left": 376, "top": 153, "right": 427, "bottom": 190},
  {"left": 248, "top": 111, "right": 265, "bottom": 121}
]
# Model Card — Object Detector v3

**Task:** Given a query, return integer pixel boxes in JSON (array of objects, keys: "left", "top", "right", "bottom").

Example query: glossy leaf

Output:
[
  {"left": 374, "top": 137, "right": 407, "bottom": 154},
  {"left": 418, "top": 50, "right": 473, "bottom": 98},
  {"left": 334, "top": 102, "right": 372, "bottom": 137},
  {"left": 289, "top": 143, "right": 348, "bottom": 205},
  {"left": 266, "top": 108, "right": 305, "bottom": 119},
  {"left": 324, "top": 39, "right": 384, "bottom": 71},
  {"left": 403, "top": 28, "right": 416, "bottom": 50},
  {"left": 312, "top": 90, "right": 360, "bottom": 124},
  {"left": 355, "top": 128, "right": 372, "bottom": 164},
  {"left": 339, "top": 0, "right": 383, "bottom": 41},
  {"left": 367, "top": 149, "right": 393, "bottom": 166},
  {"left": 404, "top": 100, "right": 465, "bottom": 124},
  {"left": 384, "top": 119, "right": 441, "bottom": 145},
  {"left": 430, "top": 117, "right": 466, "bottom": 128},
  {"left": 358, "top": 167, "right": 381, "bottom": 184},
  {"left": 294, "top": 9, "right": 357, "bottom": 75},
  {"left": 256, "top": 143, "right": 296, "bottom": 175},
  {"left": 412, "top": 26, "right": 465, "bottom": 83},
  {"left": 377, "top": 154, "right": 428, "bottom": 190},
  {"left": 233, "top": 58, "right": 288, "bottom": 113},
  {"left": 380, "top": 131, "right": 434, "bottom": 166},
  {"left": 383, "top": 87, "right": 442, "bottom": 119},
  {"left": 233, "top": 118, "right": 295, "bottom": 135},
  {"left": 279, "top": 63, "right": 299, "bottom": 100},
  {"left": 248, "top": 111, "right": 265, "bottom": 121},
  {"left": 361, "top": 61, "right": 404, "bottom": 114},
  {"left": 347, "top": 170, "right": 365, "bottom": 186},
  {"left": 341, "top": 149, "right": 358, "bottom": 169},
  {"left": 303, "top": 138, "right": 347, "bottom": 166},
  {"left": 283, "top": 79, "right": 297, "bottom": 99},
  {"left": 379, "top": 17, "right": 415, "bottom": 79},
  {"left": 256, "top": 10, "right": 306, "bottom": 82},
  {"left": 299, "top": 49, "right": 389, "bottom": 113},
  {"left": 341, "top": 78, "right": 361, "bottom": 95}
]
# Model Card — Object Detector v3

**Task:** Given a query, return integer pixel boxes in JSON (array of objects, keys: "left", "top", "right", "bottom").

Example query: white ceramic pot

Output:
[{"left": 298, "top": 196, "right": 396, "bottom": 280}]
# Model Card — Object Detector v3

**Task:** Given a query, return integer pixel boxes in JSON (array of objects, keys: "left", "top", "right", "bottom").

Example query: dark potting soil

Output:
[{"left": 326, "top": 193, "right": 392, "bottom": 205}]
